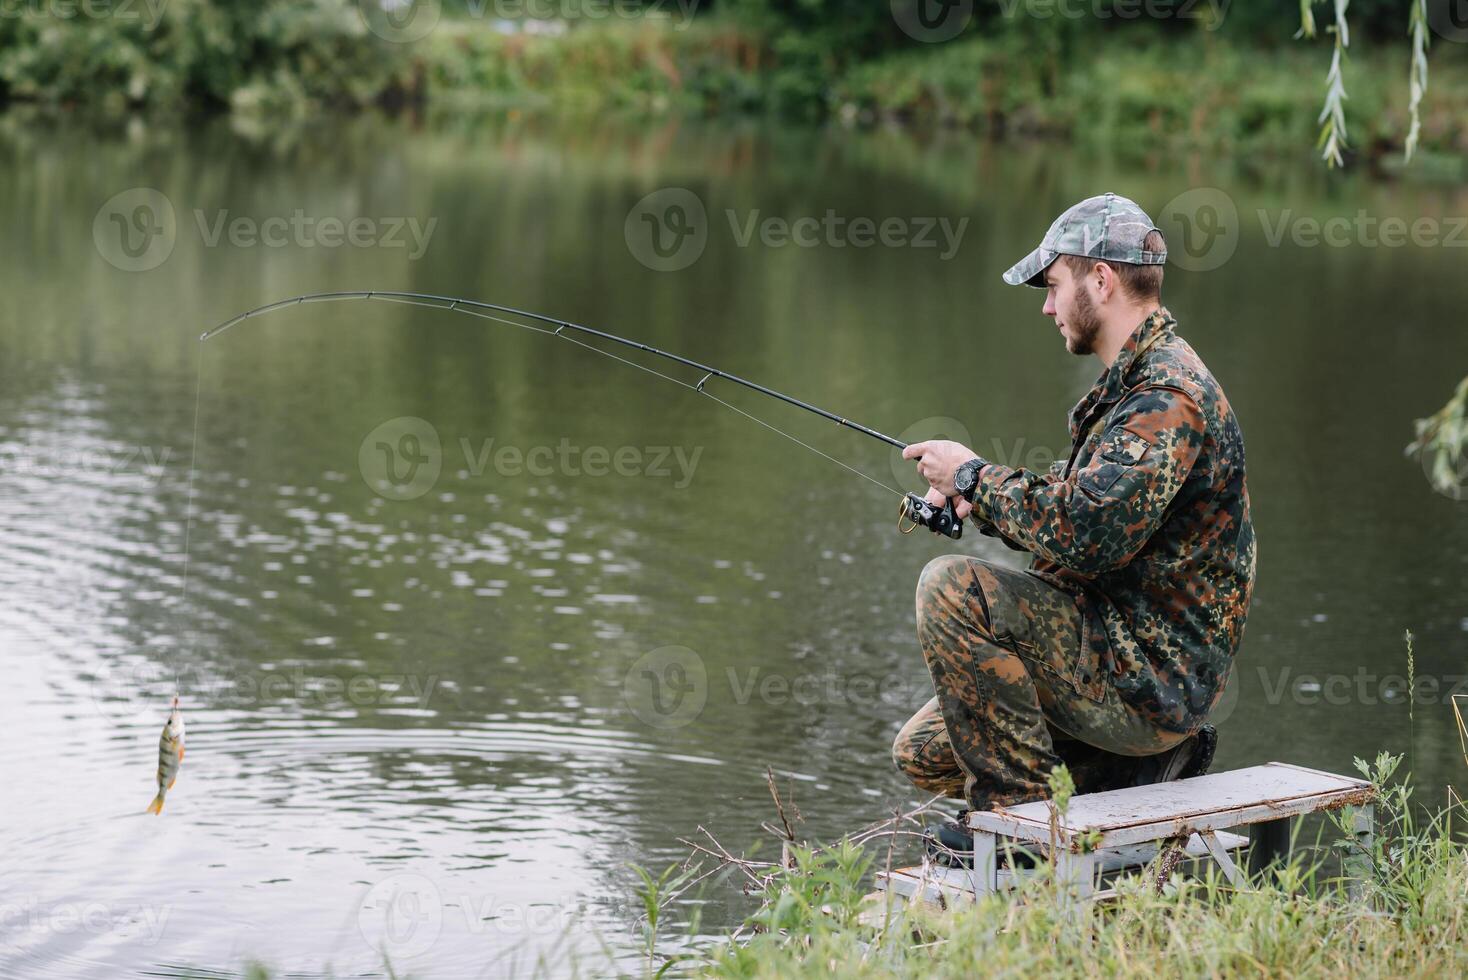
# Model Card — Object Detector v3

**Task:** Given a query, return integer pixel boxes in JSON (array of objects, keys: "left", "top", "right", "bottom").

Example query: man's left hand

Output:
[
  {"left": 924, "top": 485, "right": 974, "bottom": 520},
  {"left": 902, "top": 439, "right": 979, "bottom": 499}
]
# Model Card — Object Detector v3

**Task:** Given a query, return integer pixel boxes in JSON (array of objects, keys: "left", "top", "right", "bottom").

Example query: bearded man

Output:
[{"left": 895, "top": 194, "right": 1257, "bottom": 842}]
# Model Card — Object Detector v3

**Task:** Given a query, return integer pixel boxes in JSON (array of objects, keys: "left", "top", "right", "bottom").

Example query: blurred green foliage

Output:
[
  {"left": 833, "top": 30, "right": 1468, "bottom": 159},
  {"left": 421, "top": 19, "right": 761, "bottom": 114},
  {"left": 0, "top": 1, "right": 1457, "bottom": 160},
  {"left": 0, "top": 0, "right": 405, "bottom": 115}
]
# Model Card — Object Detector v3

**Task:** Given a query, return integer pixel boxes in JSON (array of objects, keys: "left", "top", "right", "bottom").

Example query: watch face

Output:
[{"left": 956, "top": 460, "right": 979, "bottom": 494}]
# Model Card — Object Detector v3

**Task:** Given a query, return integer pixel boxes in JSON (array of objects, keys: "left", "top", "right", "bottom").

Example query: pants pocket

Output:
[{"left": 980, "top": 569, "right": 1090, "bottom": 699}]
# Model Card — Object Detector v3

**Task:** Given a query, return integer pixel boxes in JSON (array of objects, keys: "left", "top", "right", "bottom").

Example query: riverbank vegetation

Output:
[
  {"left": 2, "top": 2, "right": 1465, "bottom": 167},
  {"left": 644, "top": 754, "right": 1467, "bottom": 978}
]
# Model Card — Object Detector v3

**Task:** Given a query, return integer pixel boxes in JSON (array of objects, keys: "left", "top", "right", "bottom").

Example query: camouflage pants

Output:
[{"left": 893, "top": 555, "right": 1187, "bottom": 809}]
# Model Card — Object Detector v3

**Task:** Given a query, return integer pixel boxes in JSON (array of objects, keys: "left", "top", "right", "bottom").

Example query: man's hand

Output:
[
  {"left": 924, "top": 486, "right": 974, "bottom": 520},
  {"left": 903, "top": 440, "right": 979, "bottom": 499}
]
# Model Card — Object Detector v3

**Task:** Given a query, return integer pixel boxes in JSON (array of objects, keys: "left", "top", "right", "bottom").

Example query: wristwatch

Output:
[{"left": 954, "top": 456, "right": 986, "bottom": 503}]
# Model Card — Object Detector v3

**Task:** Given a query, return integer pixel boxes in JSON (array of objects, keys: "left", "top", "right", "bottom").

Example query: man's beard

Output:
[{"left": 1065, "top": 287, "right": 1103, "bottom": 355}]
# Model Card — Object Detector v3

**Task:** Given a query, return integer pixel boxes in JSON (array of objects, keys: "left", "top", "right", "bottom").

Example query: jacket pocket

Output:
[{"left": 1078, "top": 428, "right": 1150, "bottom": 497}]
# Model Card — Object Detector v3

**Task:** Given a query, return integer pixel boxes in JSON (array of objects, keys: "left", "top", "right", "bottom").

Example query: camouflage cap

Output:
[{"left": 1002, "top": 192, "right": 1166, "bottom": 288}]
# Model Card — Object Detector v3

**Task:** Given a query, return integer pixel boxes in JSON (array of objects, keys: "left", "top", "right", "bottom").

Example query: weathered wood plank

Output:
[{"left": 968, "top": 762, "right": 1373, "bottom": 849}]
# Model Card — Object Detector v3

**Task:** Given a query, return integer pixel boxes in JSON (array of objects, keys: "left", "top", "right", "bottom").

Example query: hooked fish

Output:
[{"left": 145, "top": 695, "right": 185, "bottom": 815}]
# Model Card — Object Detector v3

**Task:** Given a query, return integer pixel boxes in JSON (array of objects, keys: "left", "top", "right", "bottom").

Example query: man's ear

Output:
[{"left": 1090, "top": 261, "right": 1118, "bottom": 303}]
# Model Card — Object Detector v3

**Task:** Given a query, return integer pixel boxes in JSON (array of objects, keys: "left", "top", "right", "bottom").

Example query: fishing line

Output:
[
  {"left": 174, "top": 340, "right": 206, "bottom": 692},
  {"left": 154, "top": 292, "right": 948, "bottom": 808},
  {"left": 169, "top": 291, "right": 953, "bottom": 696},
  {"left": 194, "top": 290, "right": 910, "bottom": 500},
  {"left": 460, "top": 301, "right": 905, "bottom": 495},
  {"left": 699, "top": 391, "right": 902, "bottom": 498},
  {"left": 490, "top": 308, "right": 904, "bottom": 498},
  {"left": 200, "top": 292, "right": 911, "bottom": 447}
]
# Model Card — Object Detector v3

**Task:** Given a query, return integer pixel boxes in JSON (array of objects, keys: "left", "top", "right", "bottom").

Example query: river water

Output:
[{"left": 1, "top": 114, "right": 1466, "bottom": 978}]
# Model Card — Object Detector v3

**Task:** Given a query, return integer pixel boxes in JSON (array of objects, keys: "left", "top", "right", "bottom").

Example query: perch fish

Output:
[{"left": 145, "top": 695, "right": 185, "bottom": 815}]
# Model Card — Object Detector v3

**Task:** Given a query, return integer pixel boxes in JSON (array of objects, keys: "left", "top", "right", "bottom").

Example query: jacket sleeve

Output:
[
  {"left": 969, "top": 385, "right": 1206, "bottom": 575},
  {"left": 967, "top": 450, "right": 1071, "bottom": 554},
  {"left": 975, "top": 518, "right": 1032, "bottom": 553}
]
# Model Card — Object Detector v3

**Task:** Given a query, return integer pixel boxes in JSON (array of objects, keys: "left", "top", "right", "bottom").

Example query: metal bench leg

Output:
[
  {"left": 1246, "top": 817, "right": 1292, "bottom": 878},
  {"left": 969, "top": 830, "right": 997, "bottom": 898},
  {"left": 1343, "top": 804, "right": 1375, "bottom": 901},
  {"left": 1199, "top": 831, "right": 1244, "bottom": 887},
  {"left": 1053, "top": 849, "right": 1096, "bottom": 919}
]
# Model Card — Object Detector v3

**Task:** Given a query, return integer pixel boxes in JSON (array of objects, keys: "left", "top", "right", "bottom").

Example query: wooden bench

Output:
[{"left": 877, "top": 762, "right": 1375, "bottom": 907}]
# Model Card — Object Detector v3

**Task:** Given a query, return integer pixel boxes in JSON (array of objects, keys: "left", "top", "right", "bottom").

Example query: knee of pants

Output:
[
  {"left": 890, "top": 730, "right": 912, "bottom": 775},
  {"left": 892, "top": 724, "right": 947, "bottom": 783},
  {"left": 892, "top": 700, "right": 942, "bottom": 775},
  {"left": 916, "top": 554, "right": 992, "bottom": 632}
]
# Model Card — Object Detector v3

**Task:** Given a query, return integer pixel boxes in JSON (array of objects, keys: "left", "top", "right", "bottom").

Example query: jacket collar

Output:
[{"left": 1068, "top": 307, "right": 1174, "bottom": 439}]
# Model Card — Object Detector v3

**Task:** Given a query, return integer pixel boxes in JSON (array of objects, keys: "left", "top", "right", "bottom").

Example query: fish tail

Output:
[{"left": 146, "top": 792, "right": 165, "bottom": 815}]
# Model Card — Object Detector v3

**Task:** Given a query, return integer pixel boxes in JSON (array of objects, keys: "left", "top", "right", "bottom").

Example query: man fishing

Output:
[
  {"left": 895, "top": 193, "right": 1257, "bottom": 837},
  {"left": 200, "top": 196, "right": 1251, "bottom": 832}
]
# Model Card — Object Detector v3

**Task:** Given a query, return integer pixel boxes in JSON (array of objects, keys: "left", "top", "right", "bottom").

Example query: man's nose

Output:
[{"left": 1042, "top": 295, "right": 1057, "bottom": 316}]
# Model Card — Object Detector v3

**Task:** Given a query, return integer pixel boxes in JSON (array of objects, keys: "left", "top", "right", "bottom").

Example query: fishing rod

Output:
[{"left": 200, "top": 290, "right": 964, "bottom": 539}]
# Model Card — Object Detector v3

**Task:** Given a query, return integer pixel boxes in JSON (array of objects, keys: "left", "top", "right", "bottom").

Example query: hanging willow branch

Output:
[
  {"left": 1404, "top": 0, "right": 1430, "bottom": 162},
  {"left": 1315, "top": 0, "right": 1351, "bottom": 168},
  {"left": 1301, "top": 1, "right": 1434, "bottom": 168},
  {"left": 1406, "top": 375, "right": 1468, "bottom": 499},
  {"left": 1297, "top": 0, "right": 1318, "bottom": 39}
]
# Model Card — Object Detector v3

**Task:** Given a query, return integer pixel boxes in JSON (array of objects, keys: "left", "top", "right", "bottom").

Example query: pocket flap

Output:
[{"left": 1100, "top": 429, "right": 1149, "bottom": 465}]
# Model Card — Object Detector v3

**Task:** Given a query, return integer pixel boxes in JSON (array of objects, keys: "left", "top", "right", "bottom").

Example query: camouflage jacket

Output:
[{"left": 968, "top": 308, "right": 1257, "bottom": 734}]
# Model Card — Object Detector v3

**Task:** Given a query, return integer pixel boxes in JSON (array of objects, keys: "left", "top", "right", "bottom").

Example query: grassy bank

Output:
[
  {"left": 4, "top": 5, "right": 1466, "bottom": 167},
  {"left": 695, "top": 845, "right": 1468, "bottom": 978},
  {"left": 414, "top": 21, "right": 1468, "bottom": 164},
  {"left": 665, "top": 756, "right": 1467, "bottom": 979},
  {"left": 833, "top": 34, "right": 1468, "bottom": 164},
  {"left": 396, "top": 20, "right": 1468, "bottom": 168},
  {"left": 416, "top": 18, "right": 765, "bottom": 115}
]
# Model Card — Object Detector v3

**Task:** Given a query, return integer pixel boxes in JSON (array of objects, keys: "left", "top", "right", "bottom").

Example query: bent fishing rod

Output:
[{"left": 200, "top": 290, "right": 964, "bottom": 539}]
